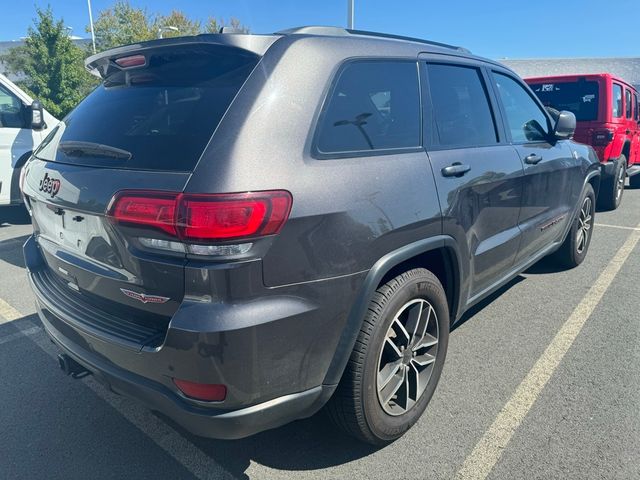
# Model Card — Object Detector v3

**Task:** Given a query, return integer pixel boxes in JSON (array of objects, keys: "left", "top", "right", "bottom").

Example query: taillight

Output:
[
  {"left": 593, "top": 129, "right": 614, "bottom": 146},
  {"left": 177, "top": 192, "right": 292, "bottom": 241},
  {"left": 109, "top": 192, "right": 178, "bottom": 236},
  {"left": 108, "top": 190, "right": 292, "bottom": 243}
]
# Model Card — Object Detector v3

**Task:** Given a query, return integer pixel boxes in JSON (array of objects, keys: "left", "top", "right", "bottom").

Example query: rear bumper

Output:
[
  {"left": 40, "top": 310, "right": 334, "bottom": 439},
  {"left": 24, "top": 235, "right": 362, "bottom": 439}
]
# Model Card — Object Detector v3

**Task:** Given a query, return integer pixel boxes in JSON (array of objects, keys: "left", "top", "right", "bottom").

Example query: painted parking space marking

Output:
[
  {"left": 0, "top": 298, "right": 23, "bottom": 323},
  {"left": 0, "top": 302, "right": 233, "bottom": 480},
  {"left": 595, "top": 222, "right": 640, "bottom": 232},
  {"left": 456, "top": 223, "right": 640, "bottom": 480}
]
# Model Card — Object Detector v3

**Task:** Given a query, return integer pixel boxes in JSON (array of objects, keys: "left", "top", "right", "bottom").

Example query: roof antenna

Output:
[{"left": 347, "top": 0, "right": 355, "bottom": 29}]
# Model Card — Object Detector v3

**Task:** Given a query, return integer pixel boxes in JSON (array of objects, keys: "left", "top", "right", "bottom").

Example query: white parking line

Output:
[
  {"left": 595, "top": 222, "right": 640, "bottom": 232},
  {"left": 456, "top": 223, "right": 640, "bottom": 480},
  {"left": 0, "top": 304, "right": 234, "bottom": 480}
]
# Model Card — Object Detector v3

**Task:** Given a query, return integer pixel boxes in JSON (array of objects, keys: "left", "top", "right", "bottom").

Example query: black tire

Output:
[
  {"left": 597, "top": 156, "right": 625, "bottom": 211},
  {"left": 553, "top": 184, "right": 595, "bottom": 269},
  {"left": 326, "top": 268, "right": 449, "bottom": 445},
  {"left": 630, "top": 173, "right": 640, "bottom": 189}
]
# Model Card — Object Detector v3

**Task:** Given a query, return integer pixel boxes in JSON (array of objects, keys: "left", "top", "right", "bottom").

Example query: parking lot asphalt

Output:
[{"left": 0, "top": 187, "right": 639, "bottom": 480}]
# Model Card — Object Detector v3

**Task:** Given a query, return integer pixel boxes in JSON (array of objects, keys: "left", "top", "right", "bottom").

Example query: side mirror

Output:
[
  {"left": 30, "top": 100, "right": 45, "bottom": 130},
  {"left": 554, "top": 110, "right": 576, "bottom": 140}
]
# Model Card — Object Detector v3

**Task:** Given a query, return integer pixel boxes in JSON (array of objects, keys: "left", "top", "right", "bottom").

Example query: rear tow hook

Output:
[{"left": 57, "top": 353, "right": 91, "bottom": 379}]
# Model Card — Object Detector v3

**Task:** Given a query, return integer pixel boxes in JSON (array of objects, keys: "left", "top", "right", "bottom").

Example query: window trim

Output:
[
  {"left": 311, "top": 57, "right": 423, "bottom": 160},
  {"left": 489, "top": 69, "right": 554, "bottom": 146},
  {"left": 421, "top": 60, "right": 502, "bottom": 151},
  {"left": 625, "top": 88, "right": 633, "bottom": 119},
  {"left": 612, "top": 83, "right": 623, "bottom": 119}
]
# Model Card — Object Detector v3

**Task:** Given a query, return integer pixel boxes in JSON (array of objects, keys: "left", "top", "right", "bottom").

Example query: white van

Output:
[{"left": 0, "top": 73, "right": 57, "bottom": 205}]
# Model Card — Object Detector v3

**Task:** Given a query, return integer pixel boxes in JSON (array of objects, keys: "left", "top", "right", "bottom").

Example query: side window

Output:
[
  {"left": 634, "top": 93, "right": 639, "bottom": 120},
  {"left": 492, "top": 72, "right": 550, "bottom": 143},
  {"left": 612, "top": 84, "right": 623, "bottom": 118},
  {"left": 625, "top": 89, "right": 633, "bottom": 118},
  {"left": 426, "top": 63, "right": 497, "bottom": 147},
  {"left": 316, "top": 61, "right": 420, "bottom": 154},
  {"left": 0, "top": 83, "right": 26, "bottom": 129}
]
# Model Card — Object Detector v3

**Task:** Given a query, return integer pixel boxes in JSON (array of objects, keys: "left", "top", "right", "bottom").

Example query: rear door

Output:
[
  {"left": 22, "top": 43, "right": 259, "bottom": 328},
  {"left": 422, "top": 59, "right": 525, "bottom": 300},
  {"left": 489, "top": 70, "right": 578, "bottom": 264}
]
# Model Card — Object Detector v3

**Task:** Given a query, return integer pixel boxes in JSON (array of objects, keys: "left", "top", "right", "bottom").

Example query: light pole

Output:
[
  {"left": 347, "top": 0, "right": 354, "bottom": 29},
  {"left": 158, "top": 26, "right": 179, "bottom": 39},
  {"left": 87, "top": 0, "right": 96, "bottom": 54}
]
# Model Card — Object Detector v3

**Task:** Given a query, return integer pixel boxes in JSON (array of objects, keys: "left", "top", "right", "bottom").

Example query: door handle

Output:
[
  {"left": 441, "top": 163, "right": 471, "bottom": 177},
  {"left": 524, "top": 154, "right": 542, "bottom": 165},
  {"left": 626, "top": 129, "right": 631, "bottom": 135}
]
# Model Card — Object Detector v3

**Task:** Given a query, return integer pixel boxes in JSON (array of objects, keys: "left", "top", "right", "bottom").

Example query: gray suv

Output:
[{"left": 22, "top": 26, "right": 600, "bottom": 445}]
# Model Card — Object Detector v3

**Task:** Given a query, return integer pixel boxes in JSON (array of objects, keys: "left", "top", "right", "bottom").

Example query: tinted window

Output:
[
  {"left": 427, "top": 64, "right": 497, "bottom": 147},
  {"left": 316, "top": 61, "right": 420, "bottom": 154},
  {"left": 0, "top": 83, "right": 26, "bottom": 129},
  {"left": 635, "top": 93, "right": 639, "bottom": 120},
  {"left": 493, "top": 72, "right": 549, "bottom": 143},
  {"left": 625, "top": 89, "right": 633, "bottom": 118},
  {"left": 33, "top": 45, "right": 258, "bottom": 171},
  {"left": 529, "top": 80, "right": 599, "bottom": 121},
  {"left": 612, "top": 84, "right": 623, "bottom": 118}
]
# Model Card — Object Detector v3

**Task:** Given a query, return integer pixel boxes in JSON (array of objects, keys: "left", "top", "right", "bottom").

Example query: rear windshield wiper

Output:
[{"left": 58, "top": 141, "right": 132, "bottom": 160}]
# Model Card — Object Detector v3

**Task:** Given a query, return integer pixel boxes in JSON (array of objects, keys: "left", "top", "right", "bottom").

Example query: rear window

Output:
[
  {"left": 529, "top": 80, "right": 599, "bottom": 121},
  {"left": 315, "top": 61, "right": 421, "bottom": 155},
  {"left": 34, "top": 45, "right": 258, "bottom": 171}
]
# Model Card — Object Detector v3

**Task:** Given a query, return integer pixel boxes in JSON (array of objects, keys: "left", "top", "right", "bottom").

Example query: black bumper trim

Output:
[{"left": 40, "top": 311, "right": 335, "bottom": 439}]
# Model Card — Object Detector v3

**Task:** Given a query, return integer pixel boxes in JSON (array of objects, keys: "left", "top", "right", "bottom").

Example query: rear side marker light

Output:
[
  {"left": 108, "top": 190, "right": 292, "bottom": 242},
  {"left": 593, "top": 129, "right": 614, "bottom": 146},
  {"left": 173, "top": 379, "right": 227, "bottom": 402},
  {"left": 115, "top": 55, "right": 146, "bottom": 68}
]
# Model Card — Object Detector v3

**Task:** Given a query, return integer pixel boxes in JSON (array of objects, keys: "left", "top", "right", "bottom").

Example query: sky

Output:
[{"left": 2, "top": 0, "right": 638, "bottom": 59}]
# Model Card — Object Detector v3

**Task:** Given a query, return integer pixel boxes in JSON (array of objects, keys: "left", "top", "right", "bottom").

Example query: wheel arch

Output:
[{"left": 322, "top": 236, "right": 462, "bottom": 386}]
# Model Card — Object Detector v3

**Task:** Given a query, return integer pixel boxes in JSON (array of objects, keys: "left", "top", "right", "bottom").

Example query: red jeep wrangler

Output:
[{"left": 526, "top": 73, "right": 640, "bottom": 210}]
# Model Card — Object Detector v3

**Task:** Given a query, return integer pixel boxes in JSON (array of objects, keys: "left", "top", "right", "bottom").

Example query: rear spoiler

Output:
[{"left": 85, "top": 34, "right": 280, "bottom": 79}]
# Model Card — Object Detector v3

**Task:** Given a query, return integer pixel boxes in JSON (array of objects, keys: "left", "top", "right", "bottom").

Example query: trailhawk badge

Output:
[{"left": 120, "top": 288, "right": 170, "bottom": 304}]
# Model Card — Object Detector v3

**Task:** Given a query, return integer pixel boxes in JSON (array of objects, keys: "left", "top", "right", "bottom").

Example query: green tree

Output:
[
  {"left": 91, "top": 1, "right": 155, "bottom": 52},
  {"left": 91, "top": 1, "right": 250, "bottom": 52},
  {"left": 1, "top": 7, "right": 96, "bottom": 118},
  {"left": 205, "top": 16, "right": 250, "bottom": 34},
  {"left": 155, "top": 10, "right": 202, "bottom": 38}
]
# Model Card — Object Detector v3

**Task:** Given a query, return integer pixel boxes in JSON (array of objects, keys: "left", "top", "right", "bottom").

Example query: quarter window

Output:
[
  {"left": 316, "top": 61, "right": 421, "bottom": 154},
  {"left": 635, "top": 93, "right": 639, "bottom": 121},
  {"left": 426, "top": 63, "right": 497, "bottom": 147},
  {"left": 612, "top": 84, "right": 623, "bottom": 118},
  {"left": 492, "top": 72, "right": 549, "bottom": 143},
  {"left": 0, "top": 83, "right": 25, "bottom": 129},
  {"left": 625, "top": 89, "right": 633, "bottom": 118}
]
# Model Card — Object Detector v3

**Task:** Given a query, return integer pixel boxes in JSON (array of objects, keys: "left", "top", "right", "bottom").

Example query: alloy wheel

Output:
[
  {"left": 576, "top": 196, "right": 593, "bottom": 254},
  {"left": 376, "top": 298, "right": 439, "bottom": 416},
  {"left": 616, "top": 166, "right": 625, "bottom": 202}
]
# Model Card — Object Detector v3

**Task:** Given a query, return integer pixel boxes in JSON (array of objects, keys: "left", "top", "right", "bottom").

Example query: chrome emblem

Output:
[{"left": 120, "top": 288, "right": 170, "bottom": 304}]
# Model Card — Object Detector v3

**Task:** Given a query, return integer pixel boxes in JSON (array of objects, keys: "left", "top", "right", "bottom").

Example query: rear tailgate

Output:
[{"left": 22, "top": 41, "right": 261, "bottom": 343}]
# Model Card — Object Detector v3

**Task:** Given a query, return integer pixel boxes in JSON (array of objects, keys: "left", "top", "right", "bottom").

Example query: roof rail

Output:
[{"left": 276, "top": 26, "right": 470, "bottom": 53}]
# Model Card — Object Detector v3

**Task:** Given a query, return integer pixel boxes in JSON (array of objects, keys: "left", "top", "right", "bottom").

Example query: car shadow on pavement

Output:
[
  {"left": 0, "top": 235, "right": 30, "bottom": 269},
  {"left": 524, "top": 255, "right": 568, "bottom": 275},
  {"left": 451, "top": 274, "right": 526, "bottom": 332},
  {"left": 0, "top": 206, "right": 31, "bottom": 227},
  {"left": 159, "top": 407, "right": 379, "bottom": 478}
]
